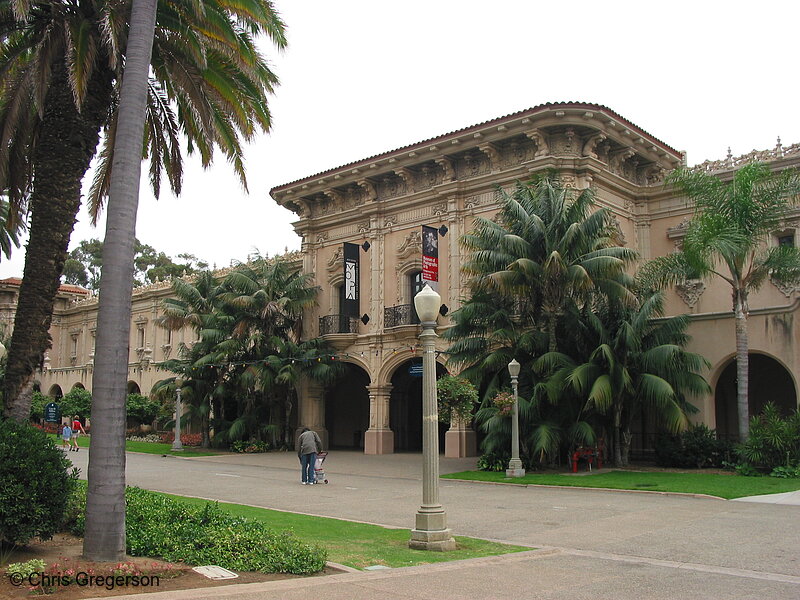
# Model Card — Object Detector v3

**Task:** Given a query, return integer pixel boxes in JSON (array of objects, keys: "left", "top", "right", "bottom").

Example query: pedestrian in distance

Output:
[
  {"left": 70, "top": 416, "right": 86, "bottom": 451},
  {"left": 296, "top": 427, "right": 322, "bottom": 485},
  {"left": 61, "top": 423, "right": 72, "bottom": 450}
]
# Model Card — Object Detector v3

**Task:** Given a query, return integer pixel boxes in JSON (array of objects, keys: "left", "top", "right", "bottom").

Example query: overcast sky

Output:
[{"left": 1, "top": 0, "right": 798, "bottom": 278}]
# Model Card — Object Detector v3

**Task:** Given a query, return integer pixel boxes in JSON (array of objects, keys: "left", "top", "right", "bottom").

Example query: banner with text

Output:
[
  {"left": 422, "top": 225, "right": 439, "bottom": 291},
  {"left": 343, "top": 242, "right": 360, "bottom": 317}
]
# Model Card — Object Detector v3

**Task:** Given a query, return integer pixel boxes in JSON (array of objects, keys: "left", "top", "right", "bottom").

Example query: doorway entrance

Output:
[
  {"left": 389, "top": 359, "right": 448, "bottom": 451},
  {"left": 325, "top": 363, "right": 370, "bottom": 449}
]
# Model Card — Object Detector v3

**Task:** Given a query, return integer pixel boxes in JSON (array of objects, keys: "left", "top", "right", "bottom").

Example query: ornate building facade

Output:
[{"left": 30, "top": 101, "right": 800, "bottom": 456}]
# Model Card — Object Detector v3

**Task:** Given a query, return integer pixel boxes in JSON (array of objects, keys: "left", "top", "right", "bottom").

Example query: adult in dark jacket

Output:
[{"left": 296, "top": 427, "right": 323, "bottom": 484}]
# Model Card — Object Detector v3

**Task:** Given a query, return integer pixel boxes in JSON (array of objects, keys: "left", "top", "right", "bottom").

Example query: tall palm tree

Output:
[
  {"left": 639, "top": 163, "right": 800, "bottom": 440},
  {"left": 461, "top": 173, "right": 637, "bottom": 353},
  {"left": 0, "top": 0, "right": 287, "bottom": 422},
  {"left": 536, "top": 292, "right": 710, "bottom": 466},
  {"left": 83, "top": 0, "right": 157, "bottom": 562}
]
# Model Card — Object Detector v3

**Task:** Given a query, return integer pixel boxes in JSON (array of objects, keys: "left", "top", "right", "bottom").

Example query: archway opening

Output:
[
  {"left": 389, "top": 359, "right": 448, "bottom": 452},
  {"left": 71, "top": 382, "right": 85, "bottom": 390},
  {"left": 325, "top": 363, "right": 370, "bottom": 449},
  {"left": 48, "top": 384, "right": 63, "bottom": 400},
  {"left": 127, "top": 381, "right": 141, "bottom": 395},
  {"left": 715, "top": 353, "right": 797, "bottom": 440}
]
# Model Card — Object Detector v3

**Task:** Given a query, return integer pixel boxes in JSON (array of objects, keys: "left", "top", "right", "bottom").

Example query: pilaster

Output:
[
  {"left": 444, "top": 415, "right": 477, "bottom": 458},
  {"left": 297, "top": 378, "right": 328, "bottom": 449},
  {"left": 364, "top": 383, "right": 394, "bottom": 454}
]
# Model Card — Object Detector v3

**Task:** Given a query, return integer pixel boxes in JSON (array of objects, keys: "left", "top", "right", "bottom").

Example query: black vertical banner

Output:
[
  {"left": 422, "top": 225, "right": 439, "bottom": 291},
  {"left": 343, "top": 242, "right": 360, "bottom": 317}
]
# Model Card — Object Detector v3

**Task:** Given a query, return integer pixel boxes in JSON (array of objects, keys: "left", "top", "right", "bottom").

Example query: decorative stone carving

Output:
[
  {"left": 582, "top": 133, "right": 607, "bottom": 159},
  {"left": 609, "top": 148, "right": 635, "bottom": 176},
  {"left": 525, "top": 129, "right": 549, "bottom": 157},
  {"left": 379, "top": 175, "right": 405, "bottom": 199},
  {"left": 394, "top": 168, "right": 415, "bottom": 193},
  {"left": 432, "top": 203, "right": 448, "bottom": 217},
  {"left": 326, "top": 247, "right": 343, "bottom": 273},
  {"left": 478, "top": 143, "right": 501, "bottom": 171},
  {"left": 435, "top": 157, "right": 455, "bottom": 181},
  {"left": 384, "top": 215, "right": 398, "bottom": 228},
  {"left": 550, "top": 127, "right": 579, "bottom": 156},
  {"left": 644, "top": 165, "right": 666, "bottom": 185},
  {"left": 770, "top": 275, "right": 800, "bottom": 298},
  {"left": 357, "top": 179, "right": 377, "bottom": 201},
  {"left": 357, "top": 221, "right": 370, "bottom": 234},
  {"left": 459, "top": 150, "right": 489, "bottom": 178},
  {"left": 397, "top": 230, "right": 422, "bottom": 259},
  {"left": 676, "top": 279, "right": 706, "bottom": 308},
  {"left": 315, "top": 232, "right": 328, "bottom": 244}
]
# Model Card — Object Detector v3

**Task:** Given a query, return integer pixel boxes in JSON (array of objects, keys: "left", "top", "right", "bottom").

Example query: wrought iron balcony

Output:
[
  {"left": 384, "top": 304, "right": 420, "bottom": 328},
  {"left": 319, "top": 314, "right": 358, "bottom": 336}
]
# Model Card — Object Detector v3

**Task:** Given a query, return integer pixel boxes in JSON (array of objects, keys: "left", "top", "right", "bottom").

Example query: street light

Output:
[
  {"left": 506, "top": 359, "right": 525, "bottom": 478},
  {"left": 172, "top": 378, "right": 183, "bottom": 451},
  {"left": 409, "top": 284, "right": 455, "bottom": 551}
]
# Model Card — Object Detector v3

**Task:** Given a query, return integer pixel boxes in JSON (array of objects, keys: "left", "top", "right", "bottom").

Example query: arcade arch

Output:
[
  {"left": 388, "top": 358, "right": 448, "bottom": 452},
  {"left": 47, "top": 384, "right": 63, "bottom": 400},
  {"left": 713, "top": 352, "right": 797, "bottom": 440},
  {"left": 325, "top": 362, "right": 370, "bottom": 449},
  {"left": 127, "top": 381, "right": 141, "bottom": 395}
]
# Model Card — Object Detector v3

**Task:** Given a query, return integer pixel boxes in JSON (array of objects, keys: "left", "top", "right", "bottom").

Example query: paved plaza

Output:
[{"left": 66, "top": 450, "right": 800, "bottom": 599}]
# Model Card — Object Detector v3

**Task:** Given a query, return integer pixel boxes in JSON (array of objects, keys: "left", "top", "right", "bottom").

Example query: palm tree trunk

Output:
[
  {"left": 613, "top": 404, "right": 623, "bottom": 467},
  {"left": 83, "top": 0, "right": 158, "bottom": 562},
  {"left": 2, "top": 62, "right": 112, "bottom": 422},
  {"left": 734, "top": 289, "right": 750, "bottom": 441},
  {"left": 547, "top": 314, "right": 558, "bottom": 353}
]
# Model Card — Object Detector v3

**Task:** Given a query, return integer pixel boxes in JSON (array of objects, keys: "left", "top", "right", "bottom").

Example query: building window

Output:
[
  {"left": 409, "top": 270, "right": 424, "bottom": 301},
  {"left": 137, "top": 326, "right": 145, "bottom": 349},
  {"left": 778, "top": 233, "right": 795, "bottom": 248}
]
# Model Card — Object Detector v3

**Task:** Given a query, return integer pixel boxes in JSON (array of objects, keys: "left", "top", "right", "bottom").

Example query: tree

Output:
[
  {"left": 1, "top": 0, "right": 287, "bottom": 422},
  {"left": 536, "top": 292, "right": 710, "bottom": 466},
  {"left": 62, "top": 237, "right": 207, "bottom": 290},
  {"left": 84, "top": 0, "right": 158, "bottom": 563},
  {"left": 461, "top": 173, "right": 637, "bottom": 353},
  {"left": 639, "top": 163, "right": 800, "bottom": 441}
]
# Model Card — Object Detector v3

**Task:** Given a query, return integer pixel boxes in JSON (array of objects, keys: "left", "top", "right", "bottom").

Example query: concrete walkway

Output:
[{"left": 66, "top": 450, "right": 800, "bottom": 599}]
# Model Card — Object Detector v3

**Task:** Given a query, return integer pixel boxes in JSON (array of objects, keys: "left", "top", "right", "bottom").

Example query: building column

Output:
[
  {"left": 445, "top": 415, "right": 477, "bottom": 458},
  {"left": 297, "top": 378, "right": 328, "bottom": 449},
  {"left": 364, "top": 384, "right": 394, "bottom": 454}
]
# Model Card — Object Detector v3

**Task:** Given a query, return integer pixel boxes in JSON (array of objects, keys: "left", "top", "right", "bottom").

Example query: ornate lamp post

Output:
[
  {"left": 506, "top": 359, "right": 525, "bottom": 477},
  {"left": 409, "top": 284, "right": 455, "bottom": 551},
  {"left": 172, "top": 378, "right": 183, "bottom": 452}
]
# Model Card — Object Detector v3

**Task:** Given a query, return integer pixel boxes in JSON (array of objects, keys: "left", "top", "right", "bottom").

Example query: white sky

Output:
[{"left": 1, "top": 0, "right": 798, "bottom": 278}]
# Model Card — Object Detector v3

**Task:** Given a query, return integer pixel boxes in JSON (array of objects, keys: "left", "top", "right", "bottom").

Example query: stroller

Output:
[{"left": 314, "top": 451, "right": 329, "bottom": 484}]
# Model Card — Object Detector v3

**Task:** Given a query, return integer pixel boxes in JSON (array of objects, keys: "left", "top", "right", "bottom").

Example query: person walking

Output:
[
  {"left": 296, "top": 427, "right": 322, "bottom": 485},
  {"left": 61, "top": 423, "right": 72, "bottom": 451},
  {"left": 70, "top": 416, "right": 86, "bottom": 451}
]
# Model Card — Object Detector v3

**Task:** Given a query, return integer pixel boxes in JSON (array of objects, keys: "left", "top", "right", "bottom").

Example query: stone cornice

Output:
[{"left": 271, "top": 103, "right": 684, "bottom": 220}]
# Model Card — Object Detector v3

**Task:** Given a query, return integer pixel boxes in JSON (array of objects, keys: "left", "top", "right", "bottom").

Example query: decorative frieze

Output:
[{"left": 770, "top": 275, "right": 800, "bottom": 298}]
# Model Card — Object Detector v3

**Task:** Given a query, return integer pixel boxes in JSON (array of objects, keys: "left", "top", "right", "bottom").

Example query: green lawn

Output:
[
  {"left": 50, "top": 434, "right": 221, "bottom": 457},
  {"left": 168, "top": 494, "right": 529, "bottom": 569},
  {"left": 442, "top": 470, "right": 800, "bottom": 499}
]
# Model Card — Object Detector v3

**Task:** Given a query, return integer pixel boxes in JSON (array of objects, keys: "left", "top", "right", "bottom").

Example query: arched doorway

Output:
[
  {"left": 127, "top": 381, "right": 141, "bottom": 395},
  {"left": 71, "top": 382, "right": 85, "bottom": 390},
  {"left": 715, "top": 353, "right": 797, "bottom": 440},
  {"left": 389, "top": 359, "right": 448, "bottom": 452},
  {"left": 325, "top": 363, "right": 370, "bottom": 449},
  {"left": 48, "top": 384, "right": 63, "bottom": 400}
]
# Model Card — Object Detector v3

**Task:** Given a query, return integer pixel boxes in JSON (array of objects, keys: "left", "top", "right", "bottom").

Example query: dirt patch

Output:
[{"left": 1, "top": 534, "right": 340, "bottom": 599}]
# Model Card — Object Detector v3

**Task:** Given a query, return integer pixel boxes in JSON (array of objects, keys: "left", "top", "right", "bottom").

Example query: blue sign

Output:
[
  {"left": 44, "top": 402, "right": 61, "bottom": 423},
  {"left": 408, "top": 362, "right": 423, "bottom": 377}
]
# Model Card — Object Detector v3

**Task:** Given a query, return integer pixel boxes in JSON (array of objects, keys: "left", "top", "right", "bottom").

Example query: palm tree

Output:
[
  {"left": 461, "top": 173, "right": 637, "bottom": 353},
  {"left": 639, "top": 163, "right": 800, "bottom": 440},
  {"left": 0, "top": 0, "right": 287, "bottom": 422},
  {"left": 536, "top": 292, "right": 710, "bottom": 466},
  {"left": 83, "top": 0, "right": 157, "bottom": 562}
]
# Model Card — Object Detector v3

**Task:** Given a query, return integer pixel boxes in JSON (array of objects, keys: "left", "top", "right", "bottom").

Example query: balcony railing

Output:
[
  {"left": 319, "top": 314, "right": 358, "bottom": 335},
  {"left": 384, "top": 304, "right": 419, "bottom": 327}
]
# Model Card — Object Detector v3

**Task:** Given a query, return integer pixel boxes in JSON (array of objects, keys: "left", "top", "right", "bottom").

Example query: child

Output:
[{"left": 61, "top": 423, "right": 72, "bottom": 450}]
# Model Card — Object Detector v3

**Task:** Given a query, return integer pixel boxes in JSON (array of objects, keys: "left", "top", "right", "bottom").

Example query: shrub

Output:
[
  {"left": 655, "top": 424, "right": 733, "bottom": 468},
  {"left": 126, "top": 394, "right": 160, "bottom": 425},
  {"left": 59, "top": 388, "right": 92, "bottom": 420},
  {"left": 477, "top": 449, "right": 532, "bottom": 472},
  {"left": 231, "top": 440, "right": 270, "bottom": 453},
  {"left": 736, "top": 403, "right": 800, "bottom": 473},
  {"left": 30, "top": 391, "right": 49, "bottom": 422},
  {"left": 159, "top": 432, "right": 202, "bottom": 446},
  {"left": 0, "top": 420, "right": 78, "bottom": 545},
  {"left": 71, "top": 486, "right": 326, "bottom": 574},
  {"left": 436, "top": 376, "right": 478, "bottom": 423}
]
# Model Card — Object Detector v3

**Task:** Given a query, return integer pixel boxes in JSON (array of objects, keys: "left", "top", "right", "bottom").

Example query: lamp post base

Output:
[
  {"left": 409, "top": 509, "right": 456, "bottom": 551},
  {"left": 506, "top": 458, "right": 525, "bottom": 478}
]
